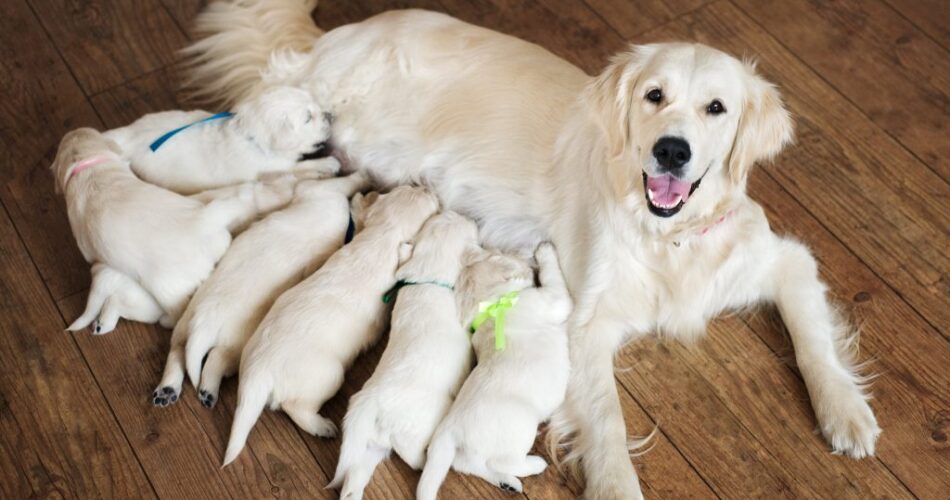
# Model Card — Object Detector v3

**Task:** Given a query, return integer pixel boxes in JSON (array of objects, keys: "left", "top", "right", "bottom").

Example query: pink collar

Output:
[
  {"left": 66, "top": 155, "right": 113, "bottom": 185},
  {"left": 699, "top": 209, "right": 735, "bottom": 236}
]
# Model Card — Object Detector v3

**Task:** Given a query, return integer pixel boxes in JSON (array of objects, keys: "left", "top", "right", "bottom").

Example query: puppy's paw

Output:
[
  {"left": 151, "top": 386, "right": 180, "bottom": 408},
  {"left": 198, "top": 389, "right": 217, "bottom": 409},
  {"left": 497, "top": 476, "right": 522, "bottom": 494},
  {"left": 312, "top": 416, "right": 338, "bottom": 439},
  {"left": 93, "top": 318, "right": 117, "bottom": 335},
  {"left": 817, "top": 390, "right": 881, "bottom": 458}
]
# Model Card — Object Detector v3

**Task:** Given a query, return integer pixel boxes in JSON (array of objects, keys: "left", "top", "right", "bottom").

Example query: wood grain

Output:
[
  {"left": 584, "top": 0, "right": 713, "bottom": 39},
  {"left": 883, "top": 0, "right": 950, "bottom": 49}
]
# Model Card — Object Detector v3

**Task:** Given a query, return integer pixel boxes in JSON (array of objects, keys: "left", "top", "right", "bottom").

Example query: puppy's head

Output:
[
  {"left": 363, "top": 186, "right": 440, "bottom": 235},
  {"left": 397, "top": 210, "right": 480, "bottom": 281},
  {"left": 50, "top": 128, "right": 122, "bottom": 193},
  {"left": 455, "top": 248, "right": 534, "bottom": 323},
  {"left": 233, "top": 85, "right": 332, "bottom": 157},
  {"left": 588, "top": 43, "right": 793, "bottom": 224}
]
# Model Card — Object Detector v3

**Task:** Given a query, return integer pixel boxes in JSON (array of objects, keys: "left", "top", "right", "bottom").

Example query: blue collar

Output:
[{"left": 149, "top": 111, "right": 234, "bottom": 152}]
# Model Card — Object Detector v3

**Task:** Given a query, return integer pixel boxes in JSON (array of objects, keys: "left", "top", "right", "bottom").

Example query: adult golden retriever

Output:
[{"left": 183, "top": 2, "right": 880, "bottom": 498}]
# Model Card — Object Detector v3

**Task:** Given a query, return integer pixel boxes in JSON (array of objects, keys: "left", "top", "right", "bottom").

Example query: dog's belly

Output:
[{"left": 311, "top": 9, "right": 589, "bottom": 250}]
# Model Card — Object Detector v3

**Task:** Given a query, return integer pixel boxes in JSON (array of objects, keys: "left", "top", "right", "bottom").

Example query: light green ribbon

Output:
[{"left": 470, "top": 291, "right": 520, "bottom": 351}]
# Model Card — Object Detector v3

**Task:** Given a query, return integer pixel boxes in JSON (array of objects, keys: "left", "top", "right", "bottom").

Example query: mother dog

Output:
[{"left": 184, "top": 2, "right": 880, "bottom": 497}]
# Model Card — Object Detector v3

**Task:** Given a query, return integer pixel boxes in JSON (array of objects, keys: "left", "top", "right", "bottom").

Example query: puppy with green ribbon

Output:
[{"left": 418, "top": 242, "right": 573, "bottom": 499}]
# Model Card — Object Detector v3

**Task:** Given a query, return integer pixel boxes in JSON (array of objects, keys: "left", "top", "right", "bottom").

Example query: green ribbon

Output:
[
  {"left": 382, "top": 279, "right": 454, "bottom": 304},
  {"left": 470, "top": 291, "right": 520, "bottom": 351}
]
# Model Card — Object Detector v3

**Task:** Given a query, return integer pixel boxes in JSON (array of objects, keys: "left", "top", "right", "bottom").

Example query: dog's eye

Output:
[
  {"left": 706, "top": 99, "right": 726, "bottom": 115},
  {"left": 645, "top": 88, "right": 663, "bottom": 104}
]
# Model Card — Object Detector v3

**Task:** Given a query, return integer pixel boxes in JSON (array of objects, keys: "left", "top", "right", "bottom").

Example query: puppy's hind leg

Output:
[
  {"left": 153, "top": 333, "right": 187, "bottom": 407},
  {"left": 197, "top": 346, "right": 239, "bottom": 409},
  {"left": 93, "top": 296, "right": 122, "bottom": 335},
  {"left": 457, "top": 456, "right": 523, "bottom": 494},
  {"left": 282, "top": 399, "right": 338, "bottom": 438}
]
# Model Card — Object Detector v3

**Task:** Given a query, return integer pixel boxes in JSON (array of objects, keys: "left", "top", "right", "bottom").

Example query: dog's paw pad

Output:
[
  {"left": 499, "top": 483, "right": 519, "bottom": 493},
  {"left": 93, "top": 322, "right": 102, "bottom": 334},
  {"left": 151, "top": 386, "right": 179, "bottom": 408},
  {"left": 198, "top": 390, "right": 216, "bottom": 409}
]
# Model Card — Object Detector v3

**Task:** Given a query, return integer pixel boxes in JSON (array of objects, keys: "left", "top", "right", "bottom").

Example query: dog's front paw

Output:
[
  {"left": 151, "top": 386, "right": 180, "bottom": 408},
  {"left": 198, "top": 389, "right": 217, "bottom": 409},
  {"left": 498, "top": 477, "right": 523, "bottom": 494},
  {"left": 816, "top": 389, "right": 881, "bottom": 458}
]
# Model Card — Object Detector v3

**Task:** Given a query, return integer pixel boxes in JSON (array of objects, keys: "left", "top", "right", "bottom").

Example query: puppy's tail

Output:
[
  {"left": 180, "top": 0, "right": 323, "bottom": 107},
  {"left": 223, "top": 372, "right": 271, "bottom": 466},
  {"left": 67, "top": 265, "right": 115, "bottom": 331},
  {"left": 416, "top": 432, "right": 455, "bottom": 500},
  {"left": 328, "top": 399, "right": 387, "bottom": 499}
]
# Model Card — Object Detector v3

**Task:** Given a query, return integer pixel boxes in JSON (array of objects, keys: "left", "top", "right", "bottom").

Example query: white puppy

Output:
[
  {"left": 66, "top": 264, "right": 170, "bottom": 335},
  {"left": 329, "top": 211, "right": 481, "bottom": 499},
  {"left": 104, "top": 85, "right": 338, "bottom": 194},
  {"left": 417, "top": 243, "right": 571, "bottom": 499},
  {"left": 222, "top": 185, "right": 440, "bottom": 465},
  {"left": 151, "top": 172, "right": 371, "bottom": 408},
  {"left": 52, "top": 128, "right": 265, "bottom": 324}
]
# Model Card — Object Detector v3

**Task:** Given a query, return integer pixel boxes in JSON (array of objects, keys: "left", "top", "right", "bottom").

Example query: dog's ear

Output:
[
  {"left": 726, "top": 62, "right": 794, "bottom": 186},
  {"left": 397, "top": 242, "right": 414, "bottom": 265},
  {"left": 587, "top": 45, "right": 655, "bottom": 195}
]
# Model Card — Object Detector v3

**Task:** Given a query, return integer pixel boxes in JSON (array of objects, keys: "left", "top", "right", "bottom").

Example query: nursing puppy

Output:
[
  {"left": 417, "top": 243, "right": 571, "bottom": 499},
  {"left": 222, "top": 186, "right": 439, "bottom": 466},
  {"left": 67, "top": 264, "right": 170, "bottom": 335},
  {"left": 330, "top": 211, "right": 480, "bottom": 499},
  {"left": 104, "top": 85, "right": 337, "bottom": 194},
  {"left": 52, "top": 128, "right": 264, "bottom": 324},
  {"left": 151, "top": 172, "right": 370, "bottom": 408}
]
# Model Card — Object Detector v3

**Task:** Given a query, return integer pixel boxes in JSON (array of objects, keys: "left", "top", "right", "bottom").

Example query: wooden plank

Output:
[
  {"left": 160, "top": 0, "right": 206, "bottom": 36},
  {"left": 883, "top": 0, "right": 950, "bottom": 49},
  {"left": 314, "top": 0, "right": 446, "bottom": 32},
  {"left": 745, "top": 170, "right": 950, "bottom": 498},
  {"left": 584, "top": 0, "right": 713, "bottom": 38},
  {"left": 28, "top": 0, "right": 188, "bottom": 95},
  {"left": 0, "top": 200, "right": 155, "bottom": 498},
  {"left": 638, "top": 0, "right": 950, "bottom": 344},
  {"left": 732, "top": 0, "right": 950, "bottom": 181}
]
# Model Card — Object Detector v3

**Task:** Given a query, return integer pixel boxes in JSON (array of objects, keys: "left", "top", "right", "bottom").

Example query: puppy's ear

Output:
[
  {"left": 727, "top": 62, "right": 794, "bottom": 186},
  {"left": 397, "top": 242, "right": 414, "bottom": 265},
  {"left": 587, "top": 45, "right": 654, "bottom": 193}
]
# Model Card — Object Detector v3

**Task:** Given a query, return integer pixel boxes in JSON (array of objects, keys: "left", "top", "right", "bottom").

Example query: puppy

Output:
[
  {"left": 67, "top": 264, "right": 171, "bottom": 335},
  {"left": 329, "top": 211, "right": 482, "bottom": 499},
  {"left": 151, "top": 171, "right": 371, "bottom": 408},
  {"left": 104, "top": 85, "right": 338, "bottom": 194},
  {"left": 222, "top": 186, "right": 440, "bottom": 465},
  {"left": 52, "top": 128, "right": 265, "bottom": 325},
  {"left": 417, "top": 243, "right": 571, "bottom": 499}
]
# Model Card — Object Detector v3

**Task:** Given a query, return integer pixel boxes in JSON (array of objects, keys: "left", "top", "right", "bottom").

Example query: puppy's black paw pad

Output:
[
  {"left": 151, "top": 386, "right": 178, "bottom": 407},
  {"left": 499, "top": 483, "right": 517, "bottom": 493},
  {"left": 198, "top": 390, "right": 216, "bottom": 408}
]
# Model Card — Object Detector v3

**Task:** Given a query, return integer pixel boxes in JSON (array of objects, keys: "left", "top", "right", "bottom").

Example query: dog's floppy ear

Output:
[
  {"left": 587, "top": 45, "right": 655, "bottom": 193},
  {"left": 726, "top": 62, "right": 794, "bottom": 186}
]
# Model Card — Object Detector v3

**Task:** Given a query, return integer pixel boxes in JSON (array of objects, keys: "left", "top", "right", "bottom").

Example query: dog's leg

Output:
[
  {"left": 197, "top": 346, "right": 239, "bottom": 409},
  {"left": 488, "top": 454, "right": 548, "bottom": 477},
  {"left": 153, "top": 340, "right": 186, "bottom": 407},
  {"left": 769, "top": 240, "right": 880, "bottom": 458},
  {"left": 93, "top": 296, "right": 121, "bottom": 334},
  {"left": 565, "top": 314, "right": 644, "bottom": 500},
  {"left": 282, "top": 399, "right": 338, "bottom": 438},
  {"left": 534, "top": 242, "right": 572, "bottom": 313},
  {"left": 295, "top": 157, "right": 341, "bottom": 178}
]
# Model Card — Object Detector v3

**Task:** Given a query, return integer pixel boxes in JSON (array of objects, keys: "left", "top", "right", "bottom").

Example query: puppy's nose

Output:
[{"left": 652, "top": 136, "right": 691, "bottom": 171}]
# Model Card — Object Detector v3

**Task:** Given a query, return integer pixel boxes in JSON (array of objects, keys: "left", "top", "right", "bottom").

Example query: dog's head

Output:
[
  {"left": 455, "top": 248, "right": 534, "bottom": 324},
  {"left": 588, "top": 43, "right": 793, "bottom": 224},
  {"left": 397, "top": 210, "right": 480, "bottom": 282},
  {"left": 50, "top": 127, "right": 122, "bottom": 193},
  {"left": 363, "top": 185, "right": 441, "bottom": 236},
  {"left": 233, "top": 85, "right": 332, "bottom": 157}
]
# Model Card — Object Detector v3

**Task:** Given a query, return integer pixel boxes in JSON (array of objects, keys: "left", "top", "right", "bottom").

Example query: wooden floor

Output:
[{"left": 0, "top": 0, "right": 947, "bottom": 498}]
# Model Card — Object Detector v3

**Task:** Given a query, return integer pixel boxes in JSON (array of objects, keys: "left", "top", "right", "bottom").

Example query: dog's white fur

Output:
[
  {"left": 185, "top": 6, "right": 880, "bottom": 498},
  {"left": 329, "top": 211, "right": 480, "bottom": 499},
  {"left": 417, "top": 242, "right": 571, "bottom": 499},
  {"left": 223, "top": 186, "right": 439, "bottom": 466},
  {"left": 104, "top": 85, "right": 337, "bottom": 194},
  {"left": 67, "top": 263, "right": 170, "bottom": 335},
  {"left": 151, "top": 172, "right": 370, "bottom": 408},
  {"left": 52, "top": 128, "right": 265, "bottom": 325}
]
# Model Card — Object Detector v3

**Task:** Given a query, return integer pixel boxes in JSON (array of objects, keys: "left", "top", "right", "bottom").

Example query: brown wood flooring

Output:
[{"left": 0, "top": 1, "right": 947, "bottom": 498}]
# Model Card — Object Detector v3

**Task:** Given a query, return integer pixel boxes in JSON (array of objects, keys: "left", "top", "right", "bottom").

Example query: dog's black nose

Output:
[{"left": 652, "top": 136, "right": 691, "bottom": 171}]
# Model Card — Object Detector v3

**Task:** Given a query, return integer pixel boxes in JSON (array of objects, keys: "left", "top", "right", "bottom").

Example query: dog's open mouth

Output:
[{"left": 642, "top": 172, "right": 703, "bottom": 218}]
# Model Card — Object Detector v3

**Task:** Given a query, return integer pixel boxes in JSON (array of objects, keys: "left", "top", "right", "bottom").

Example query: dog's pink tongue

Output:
[{"left": 646, "top": 174, "right": 692, "bottom": 205}]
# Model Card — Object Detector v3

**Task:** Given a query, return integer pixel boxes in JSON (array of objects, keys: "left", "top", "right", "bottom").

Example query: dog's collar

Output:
[
  {"left": 470, "top": 290, "right": 520, "bottom": 351},
  {"left": 148, "top": 111, "right": 234, "bottom": 152},
  {"left": 382, "top": 279, "right": 455, "bottom": 304},
  {"left": 66, "top": 155, "right": 114, "bottom": 185},
  {"left": 671, "top": 209, "right": 736, "bottom": 247}
]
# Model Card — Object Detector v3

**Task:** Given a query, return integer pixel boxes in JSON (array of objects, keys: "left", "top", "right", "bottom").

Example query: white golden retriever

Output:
[
  {"left": 417, "top": 242, "right": 571, "bottom": 500},
  {"left": 67, "top": 263, "right": 169, "bottom": 335},
  {"left": 223, "top": 186, "right": 439, "bottom": 466},
  {"left": 51, "top": 128, "right": 265, "bottom": 325},
  {"left": 104, "top": 85, "right": 338, "bottom": 194},
  {"left": 185, "top": 4, "right": 880, "bottom": 498},
  {"left": 330, "top": 210, "right": 479, "bottom": 499},
  {"left": 151, "top": 172, "right": 369, "bottom": 408}
]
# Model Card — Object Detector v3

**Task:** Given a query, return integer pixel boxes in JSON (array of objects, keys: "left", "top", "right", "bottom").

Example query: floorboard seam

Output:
[{"left": 880, "top": 0, "right": 949, "bottom": 53}]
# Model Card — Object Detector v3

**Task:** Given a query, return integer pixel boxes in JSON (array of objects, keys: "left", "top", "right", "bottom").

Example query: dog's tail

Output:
[
  {"left": 222, "top": 372, "right": 271, "bottom": 466},
  {"left": 328, "top": 399, "right": 387, "bottom": 499},
  {"left": 416, "top": 431, "right": 455, "bottom": 500},
  {"left": 180, "top": 0, "right": 323, "bottom": 106}
]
